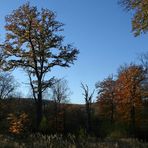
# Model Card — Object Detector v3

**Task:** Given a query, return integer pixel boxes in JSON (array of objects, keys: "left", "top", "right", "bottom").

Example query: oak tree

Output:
[
  {"left": 2, "top": 3, "right": 79, "bottom": 129},
  {"left": 116, "top": 64, "right": 145, "bottom": 133}
]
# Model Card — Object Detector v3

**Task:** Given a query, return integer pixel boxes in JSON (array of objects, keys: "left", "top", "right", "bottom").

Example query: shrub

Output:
[
  {"left": 39, "top": 116, "right": 48, "bottom": 133},
  {"left": 7, "top": 112, "right": 29, "bottom": 135}
]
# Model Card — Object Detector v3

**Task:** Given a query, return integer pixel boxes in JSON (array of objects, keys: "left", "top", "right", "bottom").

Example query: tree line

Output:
[
  {"left": 0, "top": 0, "right": 147, "bottom": 139},
  {"left": 95, "top": 62, "right": 148, "bottom": 137}
]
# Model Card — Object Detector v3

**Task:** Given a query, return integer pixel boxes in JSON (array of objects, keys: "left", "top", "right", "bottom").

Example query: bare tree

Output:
[
  {"left": 140, "top": 52, "right": 148, "bottom": 72},
  {"left": 0, "top": 72, "right": 17, "bottom": 99},
  {"left": 51, "top": 79, "right": 71, "bottom": 133},
  {"left": 139, "top": 52, "right": 148, "bottom": 101},
  {"left": 81, "top": 83, "right": 95, "bottom": 134},
  {"left": 51, "top": 79, "right": 70, "bottom": 103}
]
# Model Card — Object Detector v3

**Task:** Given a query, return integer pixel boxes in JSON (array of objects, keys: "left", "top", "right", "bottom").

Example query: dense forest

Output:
[{"left": 0, "top": 1, "right": 148, "bottom": 147}]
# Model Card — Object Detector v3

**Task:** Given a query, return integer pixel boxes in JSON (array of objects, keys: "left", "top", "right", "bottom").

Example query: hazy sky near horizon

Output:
[{"left": 0, "top": 0, "right": 148, "bottom": 103}]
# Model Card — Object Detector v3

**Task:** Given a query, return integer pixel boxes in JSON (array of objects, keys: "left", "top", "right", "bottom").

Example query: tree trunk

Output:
[
  {"left": 63, "top": 106, "right": 66, "bottom": 134},
  {"left": 54, "top": 102, "right": 58, "bottom": 132},
  {"left": 88, "top": 110, "right": 92, "bottom": 133},
  {"left": 131, "top": 104, "right": 135, "bottom": 136},
  {"left": 86, "top": 103, "right": 92, "bottom": 134},
  {"left": 36, "top": 90, "right": 43, "bottom": 131},
  {"left": 111, "top": 100, "right": 114, "bottom": 124}
]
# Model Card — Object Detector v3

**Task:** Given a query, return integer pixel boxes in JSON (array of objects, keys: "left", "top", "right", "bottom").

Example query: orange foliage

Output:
[
  {"left": 116, "top": 65, "right": 145, "bottom": 127},
  {"left": 96, "top": 64, "right": 145, "bottom": 129},
  {"left": 7, "top": 112, "right": 28, "bottom": 134},
  {"left": 96, "top": 76, "right": 116, "bottom": 122}
]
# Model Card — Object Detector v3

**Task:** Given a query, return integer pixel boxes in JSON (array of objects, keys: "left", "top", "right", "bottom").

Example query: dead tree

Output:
[{"left": 81, "top": 83, "right": 95, "bottom": 134}]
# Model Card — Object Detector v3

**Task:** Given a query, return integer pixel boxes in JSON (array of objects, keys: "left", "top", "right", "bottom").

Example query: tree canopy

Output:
[{"left": 119, "top": 0, "right": 148, "bottom": 36}]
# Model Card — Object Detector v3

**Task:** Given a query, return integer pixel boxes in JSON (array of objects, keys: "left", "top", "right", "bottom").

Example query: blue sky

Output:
[{"left": 0, "top": 0, "right": 148, "bottom": 103}]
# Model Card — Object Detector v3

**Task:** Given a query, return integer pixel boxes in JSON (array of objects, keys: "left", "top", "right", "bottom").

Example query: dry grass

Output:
[{"left": 0, "top": 134, "right": 147, "bottom": 148}]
